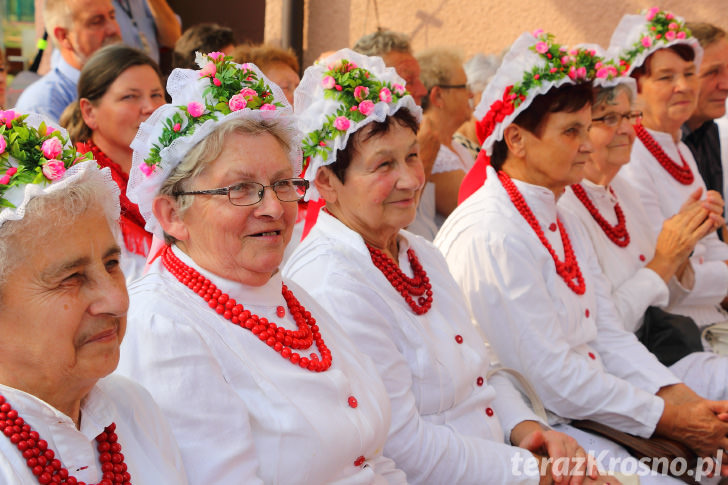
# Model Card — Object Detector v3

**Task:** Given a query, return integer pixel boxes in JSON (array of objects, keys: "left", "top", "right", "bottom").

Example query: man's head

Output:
[
  {"left": 686, "top": 22, "right": 728, "bottom": 129},
  {"left": 353, "top": 30, "right": 427, "bottom": 106},
  {"left": 45, "top": 0, "right": 121, "bottom": 70}
]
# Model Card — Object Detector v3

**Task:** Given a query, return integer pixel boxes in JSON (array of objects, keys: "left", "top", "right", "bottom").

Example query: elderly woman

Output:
[
  {"left": 61, "top": 44, "right": 166, "bottom": 284},
  {"left": 612, "top": 8, "right": 728, "bottom": 328},
  {"left": 415, "top": 48, "right": 475, "bottom": 228},
  {"left": 232, "top": 44, "right": 300, "bottom": 104},
  {"left": 0, "top": 112, "right": 187, "bottom": 483},
  {"left": 435, "top": 31, "right": 728, "bottom": 483},
  {"left": 116, "top": 54, "right": 405, "bottom": 484},
  {"left": 285, "top": 48, "right": 611, "bottom": 485},
  {"left": 558, "top": 76, "right": 728, "bottom": 401}
]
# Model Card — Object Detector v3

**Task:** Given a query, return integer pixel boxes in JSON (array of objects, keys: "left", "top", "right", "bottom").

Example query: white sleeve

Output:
[
  {"left": 291, "top": 270, "right": 539, "bottom": 485},
  {"left": 117, "top": 312, "right": 265, "bottom": 485},
  {"left": 611, "top": 267, "right": 669, "bottom": 332},
  {"left": 680, "top": 238, "right": 728, "bottom": 307},
  {"left": 444, "top": 229, "right": 669, "bottom": 438}
]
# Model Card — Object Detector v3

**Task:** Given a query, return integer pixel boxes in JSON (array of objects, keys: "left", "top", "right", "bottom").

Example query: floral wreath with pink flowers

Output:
[
  {"left": 617, "top": 7, "right": 691, "bottom": 72},
  {"left": 0, "top": 110, "right": 92, "bottom": 208},
  {"left": 141, "top": 52, "right": 284, "bottom": 175},
  {"left": 478, "top": 31, "right": 617, "bottom": 146},
  {"left": 300, "top": 58, "right": 408, "bottom": 172}
]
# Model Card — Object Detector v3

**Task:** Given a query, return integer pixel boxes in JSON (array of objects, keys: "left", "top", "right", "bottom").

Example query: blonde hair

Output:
[
  {"left": 416, "top": 47, "right": 464, "bottom": 110},
  {"left": 44, "top": 0, "right": 73, "bottom": 47},
  {"left": 232, "top": 44, "right": 299, "bottom": 73}
]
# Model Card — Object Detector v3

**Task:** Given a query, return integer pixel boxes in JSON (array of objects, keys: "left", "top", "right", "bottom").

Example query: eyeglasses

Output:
[
  {"left": 435, "top": 83, "right": 468, "bottom": 90},
  {"left": 173, "top": 178, "right": 309, "bottom": 206},
  {"left": 592, "top": 111, "right": 643, "bottom": 127}
]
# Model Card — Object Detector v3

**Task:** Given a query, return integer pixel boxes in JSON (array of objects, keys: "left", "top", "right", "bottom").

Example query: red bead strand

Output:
[
  {"left": 161, "top": 245, "right": 332, "bottom": 372},
  {"left": 634, "top": 124, "right": 694, "bottom": 185},
  {"left": 571, "top": 183, "right": 630, "bottom": 248},
  {"left": 498, "top": 170, "right": 586, "bottom": 295},
  {"left": 366, "top": 244, "right": 434, "bottom": 315},
  {"left": 0, "top": 394, "right": 130, "bottom": 485}
]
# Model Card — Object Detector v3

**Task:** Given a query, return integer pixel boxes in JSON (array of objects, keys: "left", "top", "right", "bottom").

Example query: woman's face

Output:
[
  {"left": 584, "top": 90, "right": 636, "bottom": 183},
  {"left": 320, "top": 120, "right": 424, "bottom": 247},
  {"left": 85, "top": 64, "right": 165, "bottom": 152},
  {"left": 637, "top": 48, "right": 698, "bottom": 133},
  {"left": 516, "top": 103, "right": 593, "bottom": 195},
  {"left": 174, "top": 131, "right": 297, "bottom": 286},
  {"left": 438, "top": 66, "right": 474, "bottom": 127},
  {"left": 263, "top": 61, "right": 300, "bottom": 105}
]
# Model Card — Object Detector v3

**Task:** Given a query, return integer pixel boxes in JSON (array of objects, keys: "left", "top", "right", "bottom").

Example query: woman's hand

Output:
[{"left": 513, "top": 421, "right": 599, "bottom": 484}]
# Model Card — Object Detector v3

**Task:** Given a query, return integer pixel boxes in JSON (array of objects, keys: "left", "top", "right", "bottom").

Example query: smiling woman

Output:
[{"left": 0, "top": 112, "right": 188, "bottom": 483}]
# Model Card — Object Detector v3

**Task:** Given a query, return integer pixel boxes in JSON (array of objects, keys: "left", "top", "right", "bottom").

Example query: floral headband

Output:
[
  {"left": 0, "top": 111, "right": 118, "bottom": 228},
  {"left": 607, "top": 7, "right": 702, "bottom": 76},
  {"left": 474, "top": 31, "right": 617, "bottom": 155},
  {"left": 295, "top": 48, "right": 421, "bottom": 201},
  {"left": 127, "top": 52, "right": 301, "bottom": 238}
]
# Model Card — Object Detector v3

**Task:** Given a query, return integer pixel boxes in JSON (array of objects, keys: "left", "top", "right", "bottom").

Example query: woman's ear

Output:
[
  {"left": 79, "top": 98, "right": 98, "bottom": 130},
  {"left": 152, "top": 195, "right": 189, "bottom": 242},
  {"left": 428, "top": 85, "right": 444, "bottom": 109},
  {"left": 503, "top": 124, "right": 527, "bottom": 159},
  {"left": 314, "top": 166, "right": 339, "bottom": 204}
]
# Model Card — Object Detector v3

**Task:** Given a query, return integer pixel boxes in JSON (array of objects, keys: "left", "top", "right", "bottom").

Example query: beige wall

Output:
[{"left": 265, "top": 0, "right": 728, "bottom": 69}]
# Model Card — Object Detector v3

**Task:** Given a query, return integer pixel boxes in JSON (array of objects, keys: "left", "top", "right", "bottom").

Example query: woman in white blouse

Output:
[
  {"left": 285, "top": 48, "right": 607, "bottom": 485},
  {"left": 611, "top": 8, "right": 728, "bottom": 327},
  {"left": 558, "top": 79, "right": 728, "bottom": 400},
  {"left": 117, "top": 54, "right": 405, "bottom": 484},
  {"left": 436, "top": 30, "right": 728, "bottom": 483}
]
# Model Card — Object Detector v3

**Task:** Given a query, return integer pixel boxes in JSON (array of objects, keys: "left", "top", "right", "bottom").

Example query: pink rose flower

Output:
[
  {"left": 208, "top": 51, "right": 225, "bottom": 61},
  {"left": 668, "top": 22, "right": 678, "bottom": 30},
  {"left": 646, "top": 7, "right": 659, "bottom": 21},
  {"left": 561, "top": 56, "right": 571, "bottom": 65},
  {"left": 0, "top": 175, "right": 9, "bottom": 185},
  {"left": 41, "top": 137, "right": 63, "bottom": 159},
  {"left": 173, "top": 123, "right": 181, "bottom": 132},
  {"left": 213, "top": 77, "right": 222, "bottom": 87},
  {"left": 199, "top": 61, "right": 217, "bottom": 78},
  {"left": 42, "top": 160, "right": 66, "bottom": 181},
  {"left": 595, "top": 62, "right": 603, "bottom": 69},
  {"left": 535, "top": 42, "right": 549, "bottom": 54},
  {"left": 187, "top": 102, "right": 205, "bottom": 117},
  {"left": 0, "top": 110, "right": 18, "bottom": 128},
  {"left": 6, "top": 167, "right": 17, "bottom": 177},
  {"left": 358, "top": 100, "right": 375, "bottom": 116},
  {"left": 240, "top": 87, "right": 257, "bottom": 100},
  {"left": 549, "top": 67, "right": 557, "bottom": 73},
  {"left": 322, "top": 75, "right": 336, "bottom": 89},
  {"left": 353, "top": 85, "right": 369, "bottom": 101},
  {"left": 568, "top": 66, "right": 578, "bottom": 80},
  {"left": 46, "top": 126, "right": 55, "bottom": 135},
  {"left": 393, "top": 83, "right": 405, "bottom": 95},
  {"left": 641, "top": 36, "right": 653, "bottom": 48},
  {"left": 260, "top": 103, "right": 276, "bottom": 111},
  {"left": 335, "top": 84, "right": 343, "bottom": 91},
  {"left": 576, "top": 66, "right": 587, "bottom": 79},
  {"left": 333, "top": 116, "right": 350, "bottom": 131},
  {"left": 0, "top": 136, "right": 5, "bottom": 155},
  {"left": 665, "top": 31, "right": 676, "bottom": 41},
  {"left": 596, "top": 67, "right": 609, "bottom": 78},
  {"left": 327, "top": 60, "right": 342, "bottom": 71},
  {"left": 140, "top": 163, "right": 155, "bottom": 176},
  {"left": 347, "top": 62, "right": 358, "bottom": 71},
  {"left": 379, "top": 87, "right": 392, "bottom": 103},
  {"left": 676, "top": 31, "right": 686, "bottom": 39},
  {"left": 350, "top": 106, "right": 358, "bottom": 111},
  {"left": 532, "top": 29, "right": 544, "bottom": 37},
  {"left": 319, "top": 141, "right": 326, "bottom": 147},
  {"left": 665, "top": 13, "right": 674, "bottom": 20},
  {"left": 229, "top": 93, "right": 248, "bottom": 111}
]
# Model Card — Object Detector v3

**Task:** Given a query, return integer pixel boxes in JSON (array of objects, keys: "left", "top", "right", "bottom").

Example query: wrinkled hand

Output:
[
  {"left": 519, "top": 428, "right": 598, "bottom": 485},
  {"left": 417, "top": 114, "right": 440, "bottom": 180},
  {"left": 679, "top": 188, "right": 725, "bottom": 227}
]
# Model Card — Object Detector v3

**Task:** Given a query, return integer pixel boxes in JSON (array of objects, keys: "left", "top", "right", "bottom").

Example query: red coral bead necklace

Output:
[
  {"left": 0, "top": 394, "right": 130, "bottom": 484},
  {"left": 161, "top": 245, "right": 332, "bottom": 372},
  {"left": 498, "top": 170, "right": 586, "bottom": 295},
  {"left": 366, "top": 243, "right": 434, "bottom": 315},
  {"left": 570, "top": 183, "right": 630, "bottom": 247},
  {"left": 634, "top": 124, "right": 694, "bottom": 185}
]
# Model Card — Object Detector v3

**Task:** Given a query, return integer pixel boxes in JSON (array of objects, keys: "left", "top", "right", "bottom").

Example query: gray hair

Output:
[
  {"left": 0, "top": 176, "right": 119, "bottom": 295},
  {"left": 593, "top": 83, "right": 635, "bottom": 109},
  {"left": 464, "top": 53, "right": 502, "bottom": 95},
  {"left": 44, "top": 0, "right": 74, "bottom": 48},
  {"left": 416, "top": 47, "right": 463, "bottom": 110},
  {"left": 353, "top": 30, "right": 412, "bottom": 57},
  {"left": 159, "top": 117, "right": 294, "bottom": 244}
]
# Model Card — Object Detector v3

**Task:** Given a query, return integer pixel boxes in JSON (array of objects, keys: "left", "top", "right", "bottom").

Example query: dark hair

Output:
[
  {"left": 61, "top": 44, "right": 161, "bottom": 143},
  {"left": 327, "top": 108, "right": 419, "bottom": 184},
  {"left": 172, "top": 23, "right": 235, "bottom": 70},
  {"left": 631, "top": 44, "right": 695, "bottom": 81},
  {"left": 685, "top": 22, "right": 726, "bottom": 49},
  {"left": 490, "top": 82, "right": 593, "bottom": 170}
]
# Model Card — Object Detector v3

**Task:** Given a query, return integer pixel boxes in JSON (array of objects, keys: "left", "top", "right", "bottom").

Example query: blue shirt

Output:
[
  {"left": 113, "top": 0, "right": 160, "bottom": 63},
  {"left": 14, "top": 56, "right": 79, "bottom": 122}
]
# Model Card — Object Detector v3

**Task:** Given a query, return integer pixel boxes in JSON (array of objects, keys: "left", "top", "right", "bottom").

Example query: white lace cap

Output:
[
  {"left": 474, "top": 32, "right": 582, "bottom": 156},
  {"left": 0, "top": 113, "right": 120, "bottom": 230},
  {"left": 294, "top": 48, "right": 421, "bottom": 201},
  {"left": 127, "top": 60, "right": 302, "bottom": 238},
  {"left": 607, "top": 9, "right": 703, "bottom": 76}
]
